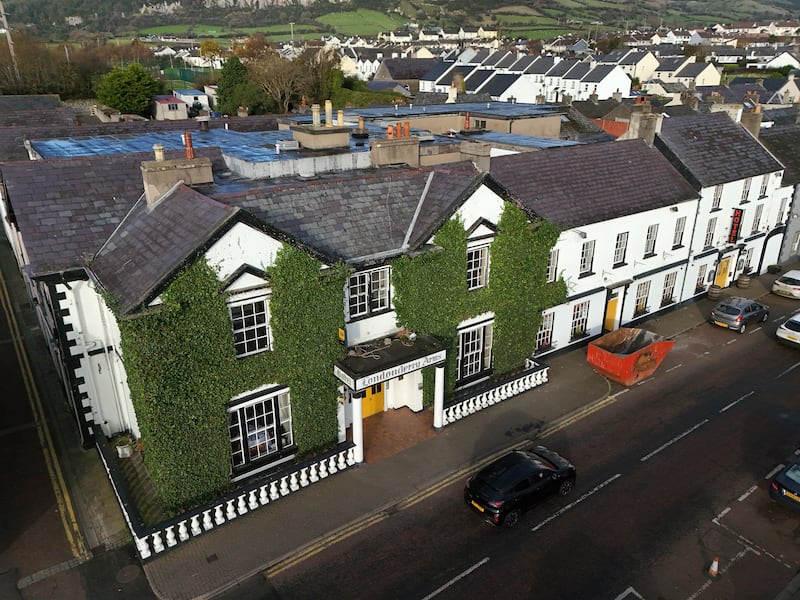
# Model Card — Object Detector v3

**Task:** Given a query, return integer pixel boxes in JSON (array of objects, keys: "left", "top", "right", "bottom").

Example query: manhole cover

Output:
[{"left": 116, "top": 564, "right": 141, "bottom": 584}]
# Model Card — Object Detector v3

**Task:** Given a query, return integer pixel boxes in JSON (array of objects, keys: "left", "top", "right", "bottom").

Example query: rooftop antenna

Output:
[{"left": 0, "top": 0, "right": 21, "bottom": 84}]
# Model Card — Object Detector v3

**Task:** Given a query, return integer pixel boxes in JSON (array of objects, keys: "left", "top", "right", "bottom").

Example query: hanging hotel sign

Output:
[
  {"left": 334, "top": 349, "right": 447, "bottom": 391},
  {"left": 728, "top": 208, "right": 743, "bottom": 244}
]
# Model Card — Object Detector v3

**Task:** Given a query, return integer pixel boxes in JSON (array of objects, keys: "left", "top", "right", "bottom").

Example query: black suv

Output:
[{"left": 464, "top": 445, "right": 576, "bottom": 527}]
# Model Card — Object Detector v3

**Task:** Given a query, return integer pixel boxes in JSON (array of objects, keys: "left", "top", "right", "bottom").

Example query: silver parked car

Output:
[
  {"left": 772, "top": 270, "right": 800, "bottom": 299},
  {"left": 709, "top": 296, "right": 769, "bottom": 334}
]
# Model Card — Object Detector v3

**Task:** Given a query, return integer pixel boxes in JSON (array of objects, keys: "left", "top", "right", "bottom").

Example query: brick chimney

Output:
[
  {"left": 740, "top": 103, "right": 762, "bottom": 139},
  {"left": 141, "top": 143, "right": 213, "bottom": 206}
]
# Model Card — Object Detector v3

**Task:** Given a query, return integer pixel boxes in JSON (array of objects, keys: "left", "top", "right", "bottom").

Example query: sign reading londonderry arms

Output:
[{"left": 334, "top": 349, "right": 447, "bottom": 391}]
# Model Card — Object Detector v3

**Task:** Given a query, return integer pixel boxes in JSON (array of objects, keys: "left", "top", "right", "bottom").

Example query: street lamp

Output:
[{"left": 289, "top": 22, "right": 294, "bottom": 44}]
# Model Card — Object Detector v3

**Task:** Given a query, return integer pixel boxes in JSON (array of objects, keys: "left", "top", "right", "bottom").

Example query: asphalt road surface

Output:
[{"left": 263, "top": 297, "right": 800, "bottom": 600}]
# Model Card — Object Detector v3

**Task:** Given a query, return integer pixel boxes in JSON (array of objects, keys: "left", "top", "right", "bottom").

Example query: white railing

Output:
[
  {"left": 96, "top": 430, "right": 356, "bottom": 562},
  {"left": 442, "top": 360, "right": 550, "bottom": 426}
]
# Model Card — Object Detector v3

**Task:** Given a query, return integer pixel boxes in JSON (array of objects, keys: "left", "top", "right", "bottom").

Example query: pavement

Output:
[{"left": 4, "top": 227, "right": 800, "bottom": 600}]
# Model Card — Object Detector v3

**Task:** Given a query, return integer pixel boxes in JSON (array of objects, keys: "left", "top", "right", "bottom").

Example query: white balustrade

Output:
[
  {"left": 300, "top": 467, "right": 309, "bottom": 487},
  {"left": 136, "top": 536, "right": 152, "bottom": 559},
  {"left": 289, "top": 472, "right": 300, "bottom": 491},
  {"left": 214, "top": 504, "right": 225, "bottom": 525},
  {"left": 237, "top": 494, "right": 248, "bottom": 515},
  {"left": 248, "top": 490, "right": 259, "bottom": 511},
  {"left": 259, "top": 485, "right": 269, "bottom": 505},
  {"left": 191, "top": 515, "right": 202, "bottom": 536},
  {"left": 166, "top": 525, "right": 177, "bottom": 547},
  {"left": 152, "top": 531, "right": 164, "bottom": 553}
]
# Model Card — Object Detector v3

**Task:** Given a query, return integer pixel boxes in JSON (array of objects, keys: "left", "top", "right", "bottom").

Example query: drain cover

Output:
[{"left": 116, "top": 564, "right": 141, "bottom": 584}]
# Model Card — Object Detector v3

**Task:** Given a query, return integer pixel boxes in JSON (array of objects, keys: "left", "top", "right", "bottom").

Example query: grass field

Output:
[{"left": 316, "top": 9, "right": 405, "bottom": 37}]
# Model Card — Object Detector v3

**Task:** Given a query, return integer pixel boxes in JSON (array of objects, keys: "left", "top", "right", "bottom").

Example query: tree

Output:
[
  {"left": 199, "top": 39, "right": 222, "bottom": 70},
  {"left": 95, "top": 63, "right": 161, "bottom": 116},
  {"left": 295, "top": 47, "right": 340, "bottom": 104},
  {"left": 247, "top": 50, "right": 304, "bottom": 114},
  {"left": 216, "top": 55, "right": 267, "bottom": 115}
]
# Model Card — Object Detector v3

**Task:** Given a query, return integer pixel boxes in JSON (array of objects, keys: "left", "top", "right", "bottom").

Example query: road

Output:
[
  {"left": 0, "top": 240, "right": 154, "bottom": 600},
  {"left": 263, "top": 297, "right": 800, "bottom": 600}
]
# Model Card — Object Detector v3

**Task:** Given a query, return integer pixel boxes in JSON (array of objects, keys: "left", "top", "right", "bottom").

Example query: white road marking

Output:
[
  {"left": 748, "top": 327, "right": 763, "bottom": 334},
  {"left": 773, "top": 316, "right": 785, "bottom": 323},
  {"left": 611, "top": 389, "right": 630, "bottom": 399},
  {"left": 726, "top": 338, "right": 737, "bottom": 345},
  {"left": 640, "top": 420, "right": 709, "bottom": 462},
  {"left": 636, "top": 377, "right": 654, "bottom": 386},
  {"left": 420, "top": 557, "right": 490, "bottom": 600},
  {"left": 712, "top": 517, "right": 791, "bottom": 569},
  {"left": 766, "top": 464, "right": 785, "bottom": 479},
  {"left": 719, "top": 391, "right": 754, "bottom": 413},
  {"left": 665, "top": 363, "right": 683, "bottom": 373},
  {"left": 738, "top": 485, "right": 758, "bottom": 502},
  {"left": 776, "top": 361, "right": 800, "bottom": 379},
  {"left": 613, "top": 586, "right": 645, "bottom": 600},
  {"left": 531, "top": 474, "right": 622, "bottom": 532},
  {"left": 714, "top": 507, "right": 731, "bottom": 521}
]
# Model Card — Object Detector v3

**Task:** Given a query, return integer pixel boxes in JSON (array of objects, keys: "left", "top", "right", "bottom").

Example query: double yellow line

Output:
[
  {"left": 0, "top": 269, "right": 88, "bottom": 559},
  {"left": 266, "top": 379, "right": 620, "bottom": 579}
]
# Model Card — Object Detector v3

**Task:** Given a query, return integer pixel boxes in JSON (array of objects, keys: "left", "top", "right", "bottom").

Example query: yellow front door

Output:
[
  {"left": 362, "top": 383, "right": 385, "bottom": 418},
  {"left": 604, "top": 294, "right": 619, "bottom": 332},
  {"left": 715, "top": 257, "right": 731, "bottom": 287}
]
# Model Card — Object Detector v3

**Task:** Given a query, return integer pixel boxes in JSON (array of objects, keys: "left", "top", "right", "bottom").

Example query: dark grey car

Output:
[{"left": 709, "top": 296, "right": 769, "bottom": 334}]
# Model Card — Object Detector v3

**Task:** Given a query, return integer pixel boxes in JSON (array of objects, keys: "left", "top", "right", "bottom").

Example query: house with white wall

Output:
[
  {"left": 653, "top": 111, "right": 790, "bottom": 298},
  {"left": 490, "top": 138, "right": 700, "bottom": 353}
]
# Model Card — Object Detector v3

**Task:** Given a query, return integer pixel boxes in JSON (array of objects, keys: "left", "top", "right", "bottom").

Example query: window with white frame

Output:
[
  {"left": 661, "top": 271, "right": 677, "bottom": 306},
  {"left": 704, "top": 217, "right": 717, "bottom": 249},
  {"left": 793, "top": 231, "right": 800, "bottom": 255},
  {"left": 467, "top": 243, "right": 490, "bottom": 290},
  {"left": 759, "top": 175, "right": 769, "bottom": 198},
  {"left": 229, "top": 388, "right": 294, "bottom": 472},
  {"left": 635, "top": 280, "right": 651, "bottom": 315},
  {"left": 751, "top": 204, "right": 764, "bottom": 234},
  {"left": 457, "top": 320, "right": 493, "bottom": 382},
  {"left": 348, "top": 267, "right": 390, "bottom": 319},
  {"left": 546, "top": 248, "right": 559, "bottom": 283},
  {"left": 536, "top": 312, "right": 555, "bottom": 350},
  {"left": 228, "top": 289, "right": 272, "bottom": 358},
  {"left": 743, "top": 247, "right": 753, "bottom": 271},
  {"left": 778, "top": 196, "right": 789, "bottom": 226},
  {"left": 571, "top": 301, "right": 589, "bottom": 338},
  {"left": 695, "top": 264, "right": 708, "bottom": 292},
  {"left": 579, "top": 240, "right": 595, "bottom": 276},
  {"left": 712, "top": 185, "right": 723, "bottom": 210},
  {"left": 613, "top": 232, "right": 628, "bottom": 265},
  {"left": 644, "top": 224, "right": 659, "bottom": 256},
  {"left": 673, "top": 216, "right": 686, "bottom": 248},
  {"left": 741, "top": 178, "right": 751, "bottom": 203},
  {"left": 168, "top": 103, "right": 179, "bottom": 111}
]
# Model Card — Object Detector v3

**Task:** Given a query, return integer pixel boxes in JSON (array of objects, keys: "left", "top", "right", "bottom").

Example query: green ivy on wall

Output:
[
  {"left": 115, "top": 246, "right": 347, "bottom": 513},
  {"left": 392, "top": 202, "right": 566, "bottom": 404}
]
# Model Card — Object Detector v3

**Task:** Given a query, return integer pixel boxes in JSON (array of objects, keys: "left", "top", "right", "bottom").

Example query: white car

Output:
[
  {"left": 772, "top": 270, "right": 800, "bottom": 299},
  {"left": 776, "top": 313, "right": 800, "bottom": 348}
]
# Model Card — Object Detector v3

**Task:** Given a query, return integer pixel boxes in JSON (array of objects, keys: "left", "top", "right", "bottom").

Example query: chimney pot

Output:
[{"left": 153, "top": 144, "right": 165, "bottom": 161}]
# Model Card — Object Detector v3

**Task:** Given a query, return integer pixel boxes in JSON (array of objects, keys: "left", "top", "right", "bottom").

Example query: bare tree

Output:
[
  {"left": 295, "top": 46, "right": 341, "bottom": 104},
  {"left": 247, "top": 49, "right": 303, "bottom": 114}
]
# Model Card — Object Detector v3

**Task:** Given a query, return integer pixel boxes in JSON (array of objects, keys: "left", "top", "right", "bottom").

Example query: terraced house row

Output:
[{"left": 0, "top": 97, "right": 798, "bottom": 559}]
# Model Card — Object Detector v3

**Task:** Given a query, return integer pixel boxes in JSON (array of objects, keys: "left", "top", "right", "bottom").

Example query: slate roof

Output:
[
  {"left": 482, "top": 51, "right": 507, "bottom": 67},
  {"left": 571, "top": 98, "right": 625, "bottom": 119},
  {"left": 435, "top": 64, "right": 477, "bottom": 86},
  {"left": 479, "top": 73, "right": 518, "bottom": 96},
  {"left": 0, "top": 155, "right": 148, "bottom": 277},
  {"left": 377, "top": 58, "right": 437, "bottom": 79},
  {"left": 654, "top": 112, "right": 784, "bottom": 189},
  {"left": 582, "top": 64, "right": 619, "bottom": 84},
  {"left": 465, "top": 69, "right": 496, "bottom": 92},
  {"left": 494, "top": 53, "right": 517, "bottom": 69},
  {"left": 655, "top": 57, "right": 689, "bottom": 73},
  {"left": 759, "top": 124, "right": 800, "bottom": 186},
  {"left": 730, "top": 76, "right": 791, "bottom": 92},
  {"left": 546, "top": 58, "right": 580, "bottom": 78},
  {"left": 489, "top": 139, "right": 699, "bottom": 229},
  {"left": 0, "top": 95, "right": 62, "bottom": 111},
  {"left": 674, "top": 62, "right": 713, "bottom": 78},
  {"left": 91, "top": 186, "right": 239, "bottom": 315},
  {"left": 421, "top": 60, "right": 454, "bottom": 82},
  {"left": 508, "top": 55, "right": 537, "bottom": 72},
  {"left": 562, "top": 62, "right": 592, "bottom": 81},
  {"left": 213, "top": 162, "right": 483, "bottom": 265},
  {"left": 525, "top": 56, "right": 557, "bottom": 75}
]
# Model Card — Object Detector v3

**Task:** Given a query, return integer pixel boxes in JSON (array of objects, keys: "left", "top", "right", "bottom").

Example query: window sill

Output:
[
  {"left": 643, "top": 252, "right": 657, "bottom": 259},
  {"left": 612, "top": 262, "right": 627, "bottom": 269},
  {"left": 633, "top": 309, "right": 649, "bottom": 318},
  {"left": 578, "top": 271, "right": 595, "bottom": 279}
]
